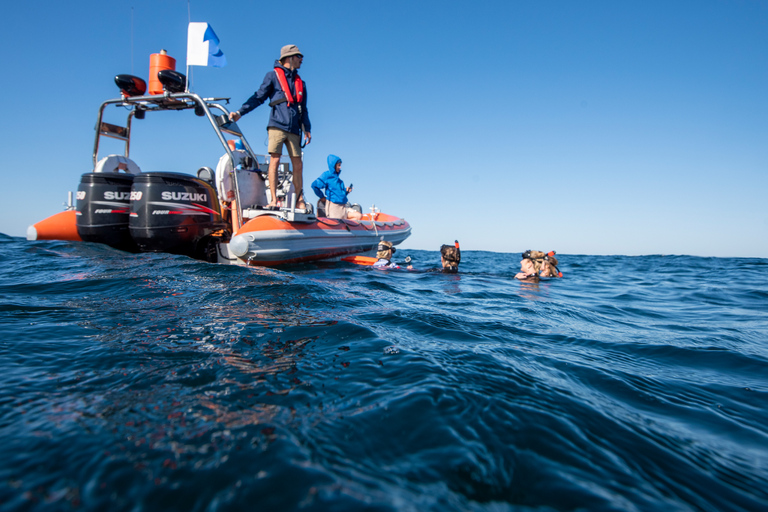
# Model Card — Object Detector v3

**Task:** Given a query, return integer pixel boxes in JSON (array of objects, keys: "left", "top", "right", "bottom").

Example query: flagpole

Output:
[{"left": 185, "top": 0, "right": 191, "bottom": 92}]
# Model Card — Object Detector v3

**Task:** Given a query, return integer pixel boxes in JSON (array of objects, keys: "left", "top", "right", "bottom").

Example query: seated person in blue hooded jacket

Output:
[{"left": 311, "top": 155, "right": 362, "bottom": 220}]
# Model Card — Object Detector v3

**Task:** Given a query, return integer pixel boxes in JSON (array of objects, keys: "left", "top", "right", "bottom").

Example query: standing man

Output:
[{"left": 229, "top": 44, "right": 311, "bottom": 209}]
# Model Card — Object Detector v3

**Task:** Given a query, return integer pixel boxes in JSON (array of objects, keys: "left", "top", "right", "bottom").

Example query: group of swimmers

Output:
[
  {"left": 514, "top": 250, "right": 562, "bottom": 281},
  {"left": 373, "top": 241, "right": 462, "bottom": 273},
  {"left": 370, "top": 243, "right": 562, "bottom": 281}
]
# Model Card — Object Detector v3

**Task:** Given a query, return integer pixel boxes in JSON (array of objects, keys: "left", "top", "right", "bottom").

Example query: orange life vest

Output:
[{"left": 273, "top": 67, "right": 304, "bottom": 105}]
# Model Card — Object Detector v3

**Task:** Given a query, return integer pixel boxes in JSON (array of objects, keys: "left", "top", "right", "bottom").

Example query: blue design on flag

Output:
[
  {"left": 187, "top": 22, "right": 226, "bottom": 68},
  {"left": 202, "top": 25, "right": 226, "bottom": 67}
]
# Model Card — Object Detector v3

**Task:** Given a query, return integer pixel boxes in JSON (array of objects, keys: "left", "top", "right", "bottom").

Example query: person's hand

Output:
[
  {"left": 346, "top": 186, "right": 352, "bottom": 194},
  {"left": 229, "top": 111, "right": 241, "bottom": 122},
  {"left": 304, "top": 131, "right": 312, "bottom": 145}
]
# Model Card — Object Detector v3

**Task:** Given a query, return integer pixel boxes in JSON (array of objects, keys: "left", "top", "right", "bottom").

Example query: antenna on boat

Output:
[{"left": 130, "top": 7, "right": 134, "bottom": 74}]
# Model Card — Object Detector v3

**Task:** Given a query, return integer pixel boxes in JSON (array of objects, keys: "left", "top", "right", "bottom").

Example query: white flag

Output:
[{"left": 187, "top": 23, "right": 226, "bottom": 68}]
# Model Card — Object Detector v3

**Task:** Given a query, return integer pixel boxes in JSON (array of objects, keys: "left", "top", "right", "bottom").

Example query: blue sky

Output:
[{"left": 2, "top": 0, "right": 766, "bottom": 257}]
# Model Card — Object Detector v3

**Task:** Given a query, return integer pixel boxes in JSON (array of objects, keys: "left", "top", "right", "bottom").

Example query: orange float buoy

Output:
[
  {"left": 341, "top": 255, "right": 378, "bottom": 266},
  {"left": 148, "top": 50, "right": 176, "bottom": 95},
  {"left": 27, "top": 210, "right": 82, "bottom": 242}
]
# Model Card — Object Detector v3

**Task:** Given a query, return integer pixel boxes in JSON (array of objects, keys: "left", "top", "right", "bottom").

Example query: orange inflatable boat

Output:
[{"left": 28, "top": 54, "right": 411, "bottom": 266}]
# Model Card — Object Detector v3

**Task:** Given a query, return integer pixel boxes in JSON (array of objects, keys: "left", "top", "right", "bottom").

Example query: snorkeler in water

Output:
[
  {"left": 403, "top": 241, "right": 462, "bottom": 273},
  {"left": 539, "top": 252, "right": 561, "bottom": 278},
  {"left": 372, "top": 241, "right": 401, "bottom": 269},
  {"left": 515, "top": 250, "right": 562, "bottom": 281},
  {"left": 438, "top": 241, "right": 461, "bottom": 273}
]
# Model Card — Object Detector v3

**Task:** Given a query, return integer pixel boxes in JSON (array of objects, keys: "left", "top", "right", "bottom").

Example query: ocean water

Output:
[{"left": 1, "top": 233, "right": 767, "bottom": 512}]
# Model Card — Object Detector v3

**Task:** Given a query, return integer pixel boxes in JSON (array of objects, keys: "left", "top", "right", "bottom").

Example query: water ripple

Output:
[{"left": 1, "top": 237, "right": 767, "bottom": 511}]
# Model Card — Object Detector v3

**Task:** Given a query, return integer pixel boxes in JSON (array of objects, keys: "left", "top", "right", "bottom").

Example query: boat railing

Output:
[
  {"left": 92, "top": 91, "right": 266, "bottom": 231},
  {"left": 241, "top": 206, "right": 317, "bottom": 223},
  {"left": 91, "top": 91, "right": 313, "bottom": 232}
]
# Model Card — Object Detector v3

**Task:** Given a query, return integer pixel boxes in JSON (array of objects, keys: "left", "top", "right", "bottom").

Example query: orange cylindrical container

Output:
[{"left": 148, "top": 50, "right": 176, "bottom": 95}]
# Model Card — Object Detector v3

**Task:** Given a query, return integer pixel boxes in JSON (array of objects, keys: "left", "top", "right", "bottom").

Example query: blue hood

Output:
[
  {"left": 311, "top": 154, "right": 348, "bottom": 204},
  {"left": 327, "top": 154, "right": 342, "bottom": 173}
]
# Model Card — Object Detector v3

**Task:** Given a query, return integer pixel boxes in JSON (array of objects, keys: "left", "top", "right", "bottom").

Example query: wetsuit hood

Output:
[{"left": 327, "top": 154, "right": 342, "bottom": 174}]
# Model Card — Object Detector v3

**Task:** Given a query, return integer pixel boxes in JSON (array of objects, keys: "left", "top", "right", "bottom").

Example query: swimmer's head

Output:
[
  {"left": 377, "top": 241, "right": 395, "bottom": 260},
  {"left": 541, "top": 252, "right": 562, "bottom": 277},
  {"left": 522, "top": 250, "right": 546, "bottom": 261},
  {"left": 440, "top": 243, "right": 461, "bottom": 273},
  {"left": 545, "top": 254, "right": 558, "bottom": 267},
  {"left": 520, "top": 257, "right": 537, "bottom": 274}
]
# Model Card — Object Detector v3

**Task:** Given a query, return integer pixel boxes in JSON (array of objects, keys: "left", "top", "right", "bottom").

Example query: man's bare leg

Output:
[
  {"left": 267, "top": 153, "right": 281, "bottom": 207},
  {"left": 290, "top": 155, "right": 305, "bottom": 209}
]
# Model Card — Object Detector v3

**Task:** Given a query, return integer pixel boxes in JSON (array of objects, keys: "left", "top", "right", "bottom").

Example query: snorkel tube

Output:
[{"left": 454, "top": 240, "right": 461, "bottom": 268}]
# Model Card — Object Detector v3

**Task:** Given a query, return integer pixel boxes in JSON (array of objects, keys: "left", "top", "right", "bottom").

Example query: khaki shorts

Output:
[
  {"left": 267, "top": 128, "right": 302, "bottom": 157},
  {"left": 325, "top": 201, "right": 350, "bottom": 219}
]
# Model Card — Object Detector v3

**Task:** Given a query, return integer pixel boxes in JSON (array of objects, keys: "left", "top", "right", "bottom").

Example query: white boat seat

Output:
[
  {"left": 94, "top": 154, "right": 141, "bottom": 174},
  {"left": 215, "top": 151, "right": 268, "bottom": 206}
]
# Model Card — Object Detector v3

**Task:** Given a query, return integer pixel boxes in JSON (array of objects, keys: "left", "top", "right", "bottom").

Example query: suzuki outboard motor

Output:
[
  {"left": 76, "top": 173, "right": 137, "bottom": 251},
  {"left": 129, "top": 172, "right": 226, "bottom": 257}
]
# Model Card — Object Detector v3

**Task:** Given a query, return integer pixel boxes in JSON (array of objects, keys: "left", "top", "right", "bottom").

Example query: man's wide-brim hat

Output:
[{"left": 280, "top": 44, "right": 303, "bottom": 60}]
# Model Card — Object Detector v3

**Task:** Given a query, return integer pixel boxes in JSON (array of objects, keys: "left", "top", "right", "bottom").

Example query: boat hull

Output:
[
  {"left": 225, "top": 213, "right": 411, "bottom": 266},
  {"left": 28, "top": 208, "right": 411, "bottom": 267}
]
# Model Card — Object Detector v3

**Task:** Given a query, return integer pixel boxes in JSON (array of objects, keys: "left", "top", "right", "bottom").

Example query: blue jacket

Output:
[
  {"left": 238, "top": 60, "right": 311, "bottom": 135},
  {"left": 311, "top": 155, "right": 348, "bottom": 204}
]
